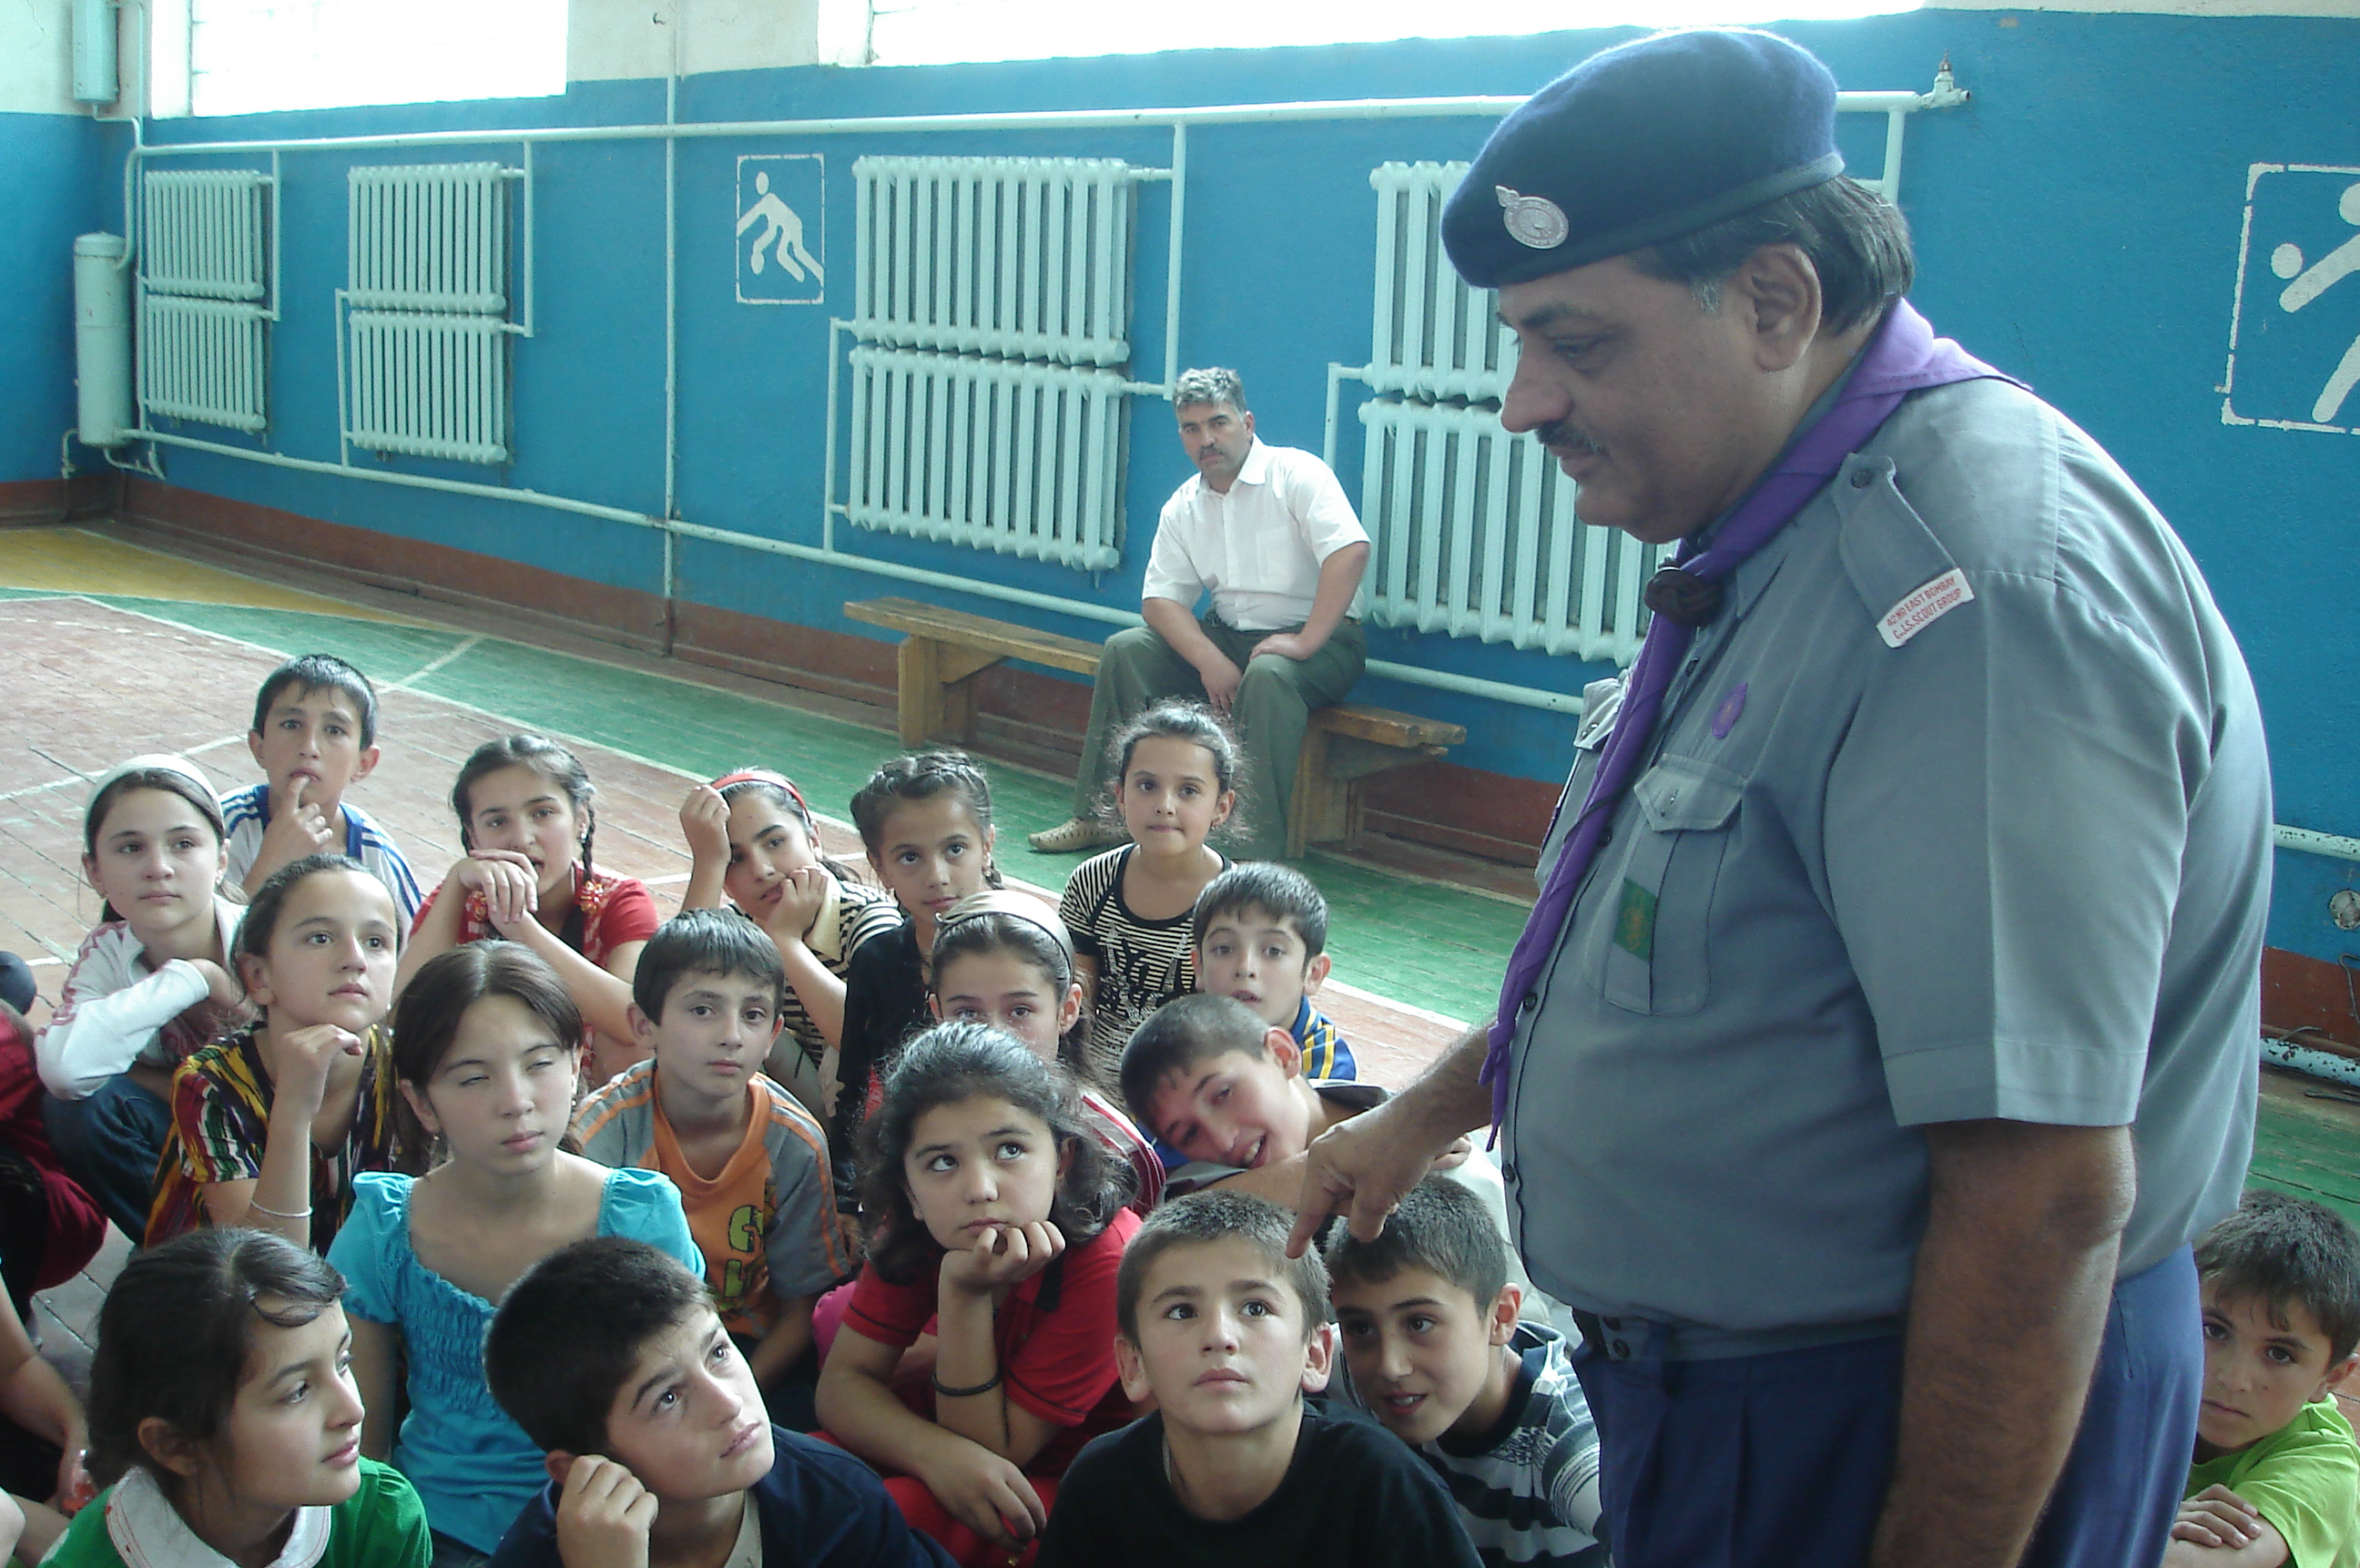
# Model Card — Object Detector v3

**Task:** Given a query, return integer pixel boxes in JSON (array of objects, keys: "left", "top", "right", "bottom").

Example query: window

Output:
[
  {"left": 184, "top": 0, "right": 565, "bottom": 118},
  {"left": 847, "top": 0, "right": 1919, "bottom": 67}
]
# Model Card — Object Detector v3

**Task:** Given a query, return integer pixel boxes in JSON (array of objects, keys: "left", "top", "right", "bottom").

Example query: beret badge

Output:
[{"left": 1496, "top": 185, "right": 1570, "bottom": 251}]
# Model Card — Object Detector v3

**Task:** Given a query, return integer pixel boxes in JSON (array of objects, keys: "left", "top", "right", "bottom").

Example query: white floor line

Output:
[{"left": 383, "top": 635, "right": 485, "bottom": 692}]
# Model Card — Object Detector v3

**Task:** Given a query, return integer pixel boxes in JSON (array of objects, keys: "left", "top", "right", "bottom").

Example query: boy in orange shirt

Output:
[{"left": 573, "top": 911, "right": 849, "bottom": 1414}]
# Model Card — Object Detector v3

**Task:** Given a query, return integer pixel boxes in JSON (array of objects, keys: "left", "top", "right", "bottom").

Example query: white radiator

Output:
[
  {"left": 844, "top": 346, "right": 1127, "bottom": 571},
  {"left": 1359, "top": 160, "right": 1658, "bottom": 664},
  {"left": 844, "top": 157, "right": 1141, "bottom": 572},
  {"left": 138, "top": 168, "right": 273, "bottom": 433},
  {"left": 1358, "top": 399, "right": 1653, "bottom": 662},
  {"left": 852, "top": 156, "right": 1132, "bottom": 367},
  {"left": 342, "top": 161, "right": 517, "bottom": 463},
  {"left": 1368, "top": 161, "right": 1511, "bottom": 402},
  {"left": 346, "top": 312, "right": 510, "bottom": 464}
]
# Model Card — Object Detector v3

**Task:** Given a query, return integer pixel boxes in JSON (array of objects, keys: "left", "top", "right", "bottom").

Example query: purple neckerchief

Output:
[{"left": 1481, "top": 300, "right": 2019, "bottom": 1135}]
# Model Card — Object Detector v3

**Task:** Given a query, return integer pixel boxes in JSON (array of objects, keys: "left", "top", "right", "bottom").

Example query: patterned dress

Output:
[{"left": 145, "top": 1023, "right": 410, "bottom": 1251}]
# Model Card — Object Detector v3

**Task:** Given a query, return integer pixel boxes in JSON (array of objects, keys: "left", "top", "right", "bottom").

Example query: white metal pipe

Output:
[
  {"left": 2261, "top": 1036, "right": 2360, "bottom": 1090},
  {"left": 2277, "top": 825, "right": 2360, "bottom": 863},
  {"left": 1162, "top": 123, "right": 1185, "bottom": 393}
]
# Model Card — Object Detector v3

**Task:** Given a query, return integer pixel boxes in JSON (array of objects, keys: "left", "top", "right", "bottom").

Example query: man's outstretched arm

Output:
[{"left": 1287, "top": 1023, "right": 1492, "bottom": 1257}]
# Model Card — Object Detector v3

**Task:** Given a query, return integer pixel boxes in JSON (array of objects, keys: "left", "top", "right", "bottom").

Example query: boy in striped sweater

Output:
[{"left": 1328, "top": 1178, "right": 1605, "bottom": 1568}]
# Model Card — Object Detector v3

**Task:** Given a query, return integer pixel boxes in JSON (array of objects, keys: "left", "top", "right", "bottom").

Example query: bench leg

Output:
[
  {"left": 898, "top": 638, "right": 945, "bottom": 748},
  {"left": 1287, "top": 727, "right": 1355, "bottom": 858}
]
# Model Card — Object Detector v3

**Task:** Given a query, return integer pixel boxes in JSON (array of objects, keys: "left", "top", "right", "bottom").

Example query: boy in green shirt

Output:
[{"left": 2168, "top": 1193, "right": 2360, "bottom": 1568}]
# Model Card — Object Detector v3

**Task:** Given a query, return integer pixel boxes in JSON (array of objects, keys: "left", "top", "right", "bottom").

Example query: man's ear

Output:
[
  {"left": 1115, "top": 1334, "right": 1154, "bottom": 1406},
  {"left": 1299, "top": 1321, "right": 1336, "bottom": 1394},
  {"left": 1266, "top": 1028, "right": 1303, "bottom": 1081},
  {"left": 137, "top": 1416, "right": 203, "bottom": 1481},
  {"left": 1302, "top": 953, "right": 1331, "bottom": 998},
  {"left": 1734, "top": 242, "right": 1824, "bottom": 374},
  {"left": 351, "top": 746, "right": 381, "bottom": 786},
  {"left": 1240, "top": 410, "right": 1256, "bottom": 441},
  {"left": 626, "top": 1003, "right": 656, "bottom": 1048},
  {"left": 246, "top": 731, "right": 267, "bottom": 772},
  {"left": 1488, "top": 1285, "right": 1522, "bottom": 1347},
  {"left": 544, "top": 1450, "right": 578, "bottom": 1487}
]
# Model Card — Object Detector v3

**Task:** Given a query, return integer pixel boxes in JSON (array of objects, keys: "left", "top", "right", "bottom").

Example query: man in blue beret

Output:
[{"left": 1289, "top": 27, "right": 2269, "bottom": 1568}]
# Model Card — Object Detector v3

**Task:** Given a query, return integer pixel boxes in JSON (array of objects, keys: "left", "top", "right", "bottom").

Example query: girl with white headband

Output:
[{"left": 37, "top": 756, "right": 249, "bottom": 1238}]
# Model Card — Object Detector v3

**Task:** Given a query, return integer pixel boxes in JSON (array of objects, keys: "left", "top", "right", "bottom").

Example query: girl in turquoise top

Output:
[
  {"left": 329, "top": 943, "right": 697, "bottom": 1563},
  {"left": 45, "top": 1227, "right": 432, "bottom": 1568}
]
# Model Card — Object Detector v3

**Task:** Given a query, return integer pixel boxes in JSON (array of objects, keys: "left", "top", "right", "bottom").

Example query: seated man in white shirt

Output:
[{"left": 1031, "top": 367, "right": 1372, "bottom": 861}]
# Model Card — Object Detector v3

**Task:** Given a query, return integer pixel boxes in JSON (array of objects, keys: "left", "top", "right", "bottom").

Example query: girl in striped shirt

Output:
[{"left": 676, "top": 767, "right": 901, "bottom": 1121}]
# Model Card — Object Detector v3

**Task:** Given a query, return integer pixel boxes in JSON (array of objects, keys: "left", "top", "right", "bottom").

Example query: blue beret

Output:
[{"left": 1444, "top": 29, "right": 1845, "bottom": 289}]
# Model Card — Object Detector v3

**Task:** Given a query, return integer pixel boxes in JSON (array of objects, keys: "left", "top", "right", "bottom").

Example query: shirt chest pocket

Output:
[{"left": 1601, "top": 757, "right": 1745, "bottom": 1017}]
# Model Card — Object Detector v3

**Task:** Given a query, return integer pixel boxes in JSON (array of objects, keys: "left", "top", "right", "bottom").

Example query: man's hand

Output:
[
  {"left": 1196, "top": 653, "right": 1245, "bottom": 716},
  {"left": 249, "top": 778, "right": 336, "bottom": 890},
  {"left": 1248, "top": 631, "right": 1318, "bottom": 663},
  {"left": 2172, "top": 1487, "right": 2266, "bottom": 1550},
  {"left": 916, "top": 1443, "right": 1049, "bottom": 1549},
  {"left": 940, "top": 1220, "right": 1065, "bottom": 1298},
  {"left": 1287, "top": 1096, "right": 1460, "bottom": 1257},
  {"left": 554, "top": 1455, "right": 657, "bottom": 1568}
]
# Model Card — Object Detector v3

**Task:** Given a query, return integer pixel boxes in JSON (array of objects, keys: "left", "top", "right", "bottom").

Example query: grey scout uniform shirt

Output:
[{"left": 1500, "top": 375, "right": 2272, "bottom": 1339}]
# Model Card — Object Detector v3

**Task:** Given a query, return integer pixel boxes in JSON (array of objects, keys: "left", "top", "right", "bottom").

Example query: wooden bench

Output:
[{"left": 845, "top": 596, "right": 1467, "bottom": 857}]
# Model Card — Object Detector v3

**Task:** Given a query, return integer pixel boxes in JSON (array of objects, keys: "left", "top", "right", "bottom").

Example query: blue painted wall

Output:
[
  {"left": 25, "top": 10, "right": 2360, "bottom": 961},
  {"left": 2, "top": 111, "right": 108, "bottom": 485}
]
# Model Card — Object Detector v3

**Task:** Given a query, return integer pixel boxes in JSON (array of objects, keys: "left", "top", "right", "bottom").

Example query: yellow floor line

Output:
[{"left": 1, "top": 525, "right": 419, "bottom": 623}]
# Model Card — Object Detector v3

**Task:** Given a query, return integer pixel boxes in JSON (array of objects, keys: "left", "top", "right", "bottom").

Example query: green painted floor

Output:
[{"left": 11, "top": 580, "right": 2354, "bottom": 1228}]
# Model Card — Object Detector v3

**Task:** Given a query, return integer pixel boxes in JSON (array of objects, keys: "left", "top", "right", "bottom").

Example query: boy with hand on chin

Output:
[
  {"left": 1036, "top": 1188, "right": 1480, "bottom": 1568},
  {"left": 571, "top": 911, "right": 849, "bottom": 1411},
  {"left": 1327, "top": 1179, "right": 1604, "bottom": 1568},
  {"left": 222, "top": 654, "right": 422, "bottom": 926},
  {"left": 2165, "top": 1192, "right": 2360, "bottom": 1568},
  {"left": 483, "top": 1237, "right": 951, "bottom": 1568}
]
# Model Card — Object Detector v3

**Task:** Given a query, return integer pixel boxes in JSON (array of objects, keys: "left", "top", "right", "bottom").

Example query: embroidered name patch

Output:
[{"left": 1878, "top": 568, "right": 1975, "bottom": 648}]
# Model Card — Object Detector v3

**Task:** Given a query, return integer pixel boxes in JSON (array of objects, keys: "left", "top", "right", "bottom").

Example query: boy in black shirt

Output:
[{"left": 1037, "top": 1190, "right": 1480, "bottom": 1568}]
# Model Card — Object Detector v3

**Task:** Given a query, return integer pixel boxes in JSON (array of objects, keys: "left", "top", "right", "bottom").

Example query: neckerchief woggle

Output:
[{"left": 1480, "top": 300, "right": 2020, "bottom": 1136}]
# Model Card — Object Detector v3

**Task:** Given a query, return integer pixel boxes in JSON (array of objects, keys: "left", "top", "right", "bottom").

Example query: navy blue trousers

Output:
[
  {"left": 43, "top": 1077, "right": 171, "bottom": 1242},
  {"left": 1574, "top": 1247, "right": 2199, "bottom": 1568}
]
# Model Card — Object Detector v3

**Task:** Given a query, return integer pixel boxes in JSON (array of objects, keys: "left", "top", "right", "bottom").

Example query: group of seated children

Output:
[{"left": 5, "top": 651, "right": 2353, "bottom": 1568}]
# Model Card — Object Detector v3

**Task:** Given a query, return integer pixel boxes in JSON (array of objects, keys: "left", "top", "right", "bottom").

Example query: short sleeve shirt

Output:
[
  {"left": 1061, "top": 846, "right": 1226, "bottom": 1090},
  {"left": 570, "top": 1061, "right": 850, "bottom": 1335},
  {"left": 2185, "top": 1400, "right": 2360, "bottom": 1568},
  {"left": 1500, "top": 376, "right": 2271, "bottom": 1332},
  {"left": 221, "top": 784, "right": 425, "bottom": 930},
  {"left": 328, "top": 1166, "right": 702, "bottom": 1553},
  {"left": 841, "top": 1206, "right": 1142, "bottom": 1477},
  {"left": 147, "top": 1024, "right": 409, "bottom": 1251},
  {"left": 412, "top": 870, "right": 658, "bottom": 966},
  {"left": 1140, "top": 441, "right": 1370, "bottom": 632}
]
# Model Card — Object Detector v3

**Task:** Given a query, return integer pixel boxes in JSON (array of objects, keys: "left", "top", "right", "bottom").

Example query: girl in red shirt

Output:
[
  {"left": 397, "top": 735, "right": 656, "bottom": 1084},
  {"left": 815, "top": 1022, "right": 1140, "bottom": 1568}
]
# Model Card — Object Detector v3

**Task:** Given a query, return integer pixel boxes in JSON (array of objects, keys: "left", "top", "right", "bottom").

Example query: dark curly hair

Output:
[{"left": 859, "top": 1021, "right": 1131, "bottom": 1287}]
